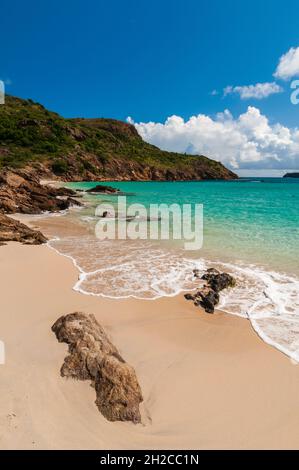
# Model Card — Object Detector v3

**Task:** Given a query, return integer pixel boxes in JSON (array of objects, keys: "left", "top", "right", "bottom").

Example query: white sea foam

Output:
[{"left": 48, "top": 235, "right": 299, "bottom": 361}]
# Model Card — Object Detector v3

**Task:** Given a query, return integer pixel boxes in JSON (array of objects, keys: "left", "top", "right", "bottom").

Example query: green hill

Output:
[{"left": 0, "top": 95, "right": 237, "bottom": 181}]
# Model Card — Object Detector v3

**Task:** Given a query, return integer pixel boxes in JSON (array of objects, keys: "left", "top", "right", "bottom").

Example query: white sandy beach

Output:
[{"left": 1, "top": 241, "right": 299, "bottom": 449}]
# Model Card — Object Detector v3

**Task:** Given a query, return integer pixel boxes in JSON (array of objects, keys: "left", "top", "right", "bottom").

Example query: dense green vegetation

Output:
[
  {"left": 0, "top": 96, "right": 77, "bottom": 168},
  {"left": 0, "top": 95, "right": 236, "bottom": 179}
]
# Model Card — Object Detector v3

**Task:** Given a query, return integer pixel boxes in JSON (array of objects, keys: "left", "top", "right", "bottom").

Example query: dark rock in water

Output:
[
  {"left": 201, "top": 272, "right": 236, "bottom": 292},
  {"left": 193, "top": 268, "right": 201, "bottom": 278},
  {"left": 185, "top": 268, "right": 236, "bottom": 314},
  {"left": 51, "top": 312, "right": 143, "bottom": 423},
  {"left": 0, "top": 213, "right": 47, "bottom": 245},
  {"left": 283, "top": 172, "right": 299, "bottom": 178},
  {"left": 196, "top": 287, "right": 220, "bottom": 314},
  {"left": 206, "top": 268, "right": 220, "bottom": 275},
  {"left": 86, "top": 184, "right": 119, "bottom": 194}
]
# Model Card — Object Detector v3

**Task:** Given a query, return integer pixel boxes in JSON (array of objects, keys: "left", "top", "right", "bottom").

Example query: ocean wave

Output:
[{"left": 48, "top": 236, "right": 299, "bottom": 361}]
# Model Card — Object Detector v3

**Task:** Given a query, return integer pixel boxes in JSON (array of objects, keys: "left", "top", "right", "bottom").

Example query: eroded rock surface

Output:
[
  {"left": 52, "top": 312, "right": 143, "bottom": 423},
  {"left": 0, "top": 168, "right": 81, "bottom": 214},
  {"left": 201, "top": 269, "right": 236, "bottom": 292},
  {"left": 0, "top": 212, "right": 47, "bottom": 245},
  {"left": 185, "top": 268, "right": 236, "bottom": 313},
  {"left": 0, "top": 168, "right": 82, "bottom": 244}
]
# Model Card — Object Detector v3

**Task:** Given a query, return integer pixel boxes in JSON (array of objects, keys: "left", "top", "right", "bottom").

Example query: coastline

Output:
[{"left": 1, "top": 241, "right": 299, "bottom": 449}]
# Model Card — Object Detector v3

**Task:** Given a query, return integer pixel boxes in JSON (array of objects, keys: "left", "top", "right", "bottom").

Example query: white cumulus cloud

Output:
[
  {"left": 126, "top": 116, "right": 134, "bottom": 124},
  {"left": 274, "top": 47, "right": 299, "bottom": 80},
  {"left": 224, "top": 82, "right": 282, "bottom": 99},
  {"left": 133, "top": 107, "right": 299, "bottom": 170}
]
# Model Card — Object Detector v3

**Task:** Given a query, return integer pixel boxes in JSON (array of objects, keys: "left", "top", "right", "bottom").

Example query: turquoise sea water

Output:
[
  {"left": 47, "top": 177, "right": 299, "bottom": 361},
  {"left": 68, "top": 178, "right": 299, "bottom": 276}
]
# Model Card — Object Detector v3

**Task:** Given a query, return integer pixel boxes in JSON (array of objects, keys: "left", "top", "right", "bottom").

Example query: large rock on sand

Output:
[
  {"left": 52, "top": 312, "right": 143, "bottom": 423},
  {"left": 0, "top": 212, "right": 47, "bottom": 245}
]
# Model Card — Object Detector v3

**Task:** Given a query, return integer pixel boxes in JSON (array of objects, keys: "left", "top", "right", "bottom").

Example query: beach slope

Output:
[{"left": 1, "top": 243, "right": 299, "bottom": 449}]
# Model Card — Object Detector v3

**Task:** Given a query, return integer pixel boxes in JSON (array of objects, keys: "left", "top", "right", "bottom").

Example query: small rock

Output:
[
  {"left": 202, "top": 272, "right": 236, "bottom": 292},
  {"left": 196, "top": 288, "right": 220, "bottom": 314},
  {"left": 184, "top": 293, "right": 195, "bottom": 300},
  {"left": 186, "top": 268, "right": 236, "bottom": 314},
  {"left": 86, "top": 184, "right": 119, "bottom": 194},
  {"left": 66, "top": 197, "right": 82, "bottom": 207}
]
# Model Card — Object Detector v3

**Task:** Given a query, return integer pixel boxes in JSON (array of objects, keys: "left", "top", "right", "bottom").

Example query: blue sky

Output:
[{"left": 1, "top": 0, "right": 299, "bottom": 173}]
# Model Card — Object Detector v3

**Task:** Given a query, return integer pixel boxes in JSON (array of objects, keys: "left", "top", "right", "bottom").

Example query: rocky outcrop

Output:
[
  {"left": 0, "top": 168, "right": 81, "bottom": 214},
  {"left": 0, "top": 212, "right": 47, "bottom": 245},
  {"left": 0, "top": 95, "right": 238, "bottom": 183},
  {"left": 52, "top": 312, "right": 143, "bottom": 423},
  {"left": 185, "top": 268, "right": 236, "bottom": 313},
  {"left": 86, "top": 184, "right": 119, "bottom": 194}
]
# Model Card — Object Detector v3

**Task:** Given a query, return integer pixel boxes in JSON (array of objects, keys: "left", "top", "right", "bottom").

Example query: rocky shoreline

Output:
[
  {"left": 0, "top": 94, "right": 238, "bottom": 245},
  {"left": 0, "top": 212, "right": 47, "bottom": 245},
  {"left": 0, "top": 167, "right": 82, "bottom": 244},
  {"left": 0, "top": 168, "right": 81, "bottom": 214}
]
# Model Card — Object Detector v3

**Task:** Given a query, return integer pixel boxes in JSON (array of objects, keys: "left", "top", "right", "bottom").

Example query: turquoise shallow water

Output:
[
  {"left": 68, "top": 177, "right": 299, "bottom": 276},
  {"left": 47, "top": 177, "right": 299, "bottom": 361}
]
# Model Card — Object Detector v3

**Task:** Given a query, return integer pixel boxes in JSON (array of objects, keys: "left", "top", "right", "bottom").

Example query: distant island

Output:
[{"left": 283, "top": 172, "right": 299, "bottom": 178}]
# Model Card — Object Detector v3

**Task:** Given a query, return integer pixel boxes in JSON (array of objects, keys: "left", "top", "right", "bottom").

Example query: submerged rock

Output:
[
  {"left": 192, "top": 268, "right": 201, "bottom": 278},
  {"left": 52, "top": 312, "right": 143, "bottom": 423},
  {"left": 86, "top": 184, "right": 119, "bottom": 194}
]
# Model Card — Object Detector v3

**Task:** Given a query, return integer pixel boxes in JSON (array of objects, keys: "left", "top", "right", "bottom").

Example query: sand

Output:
[{"left": 1, "top": 241, "right": 299, "bottom": 449}]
